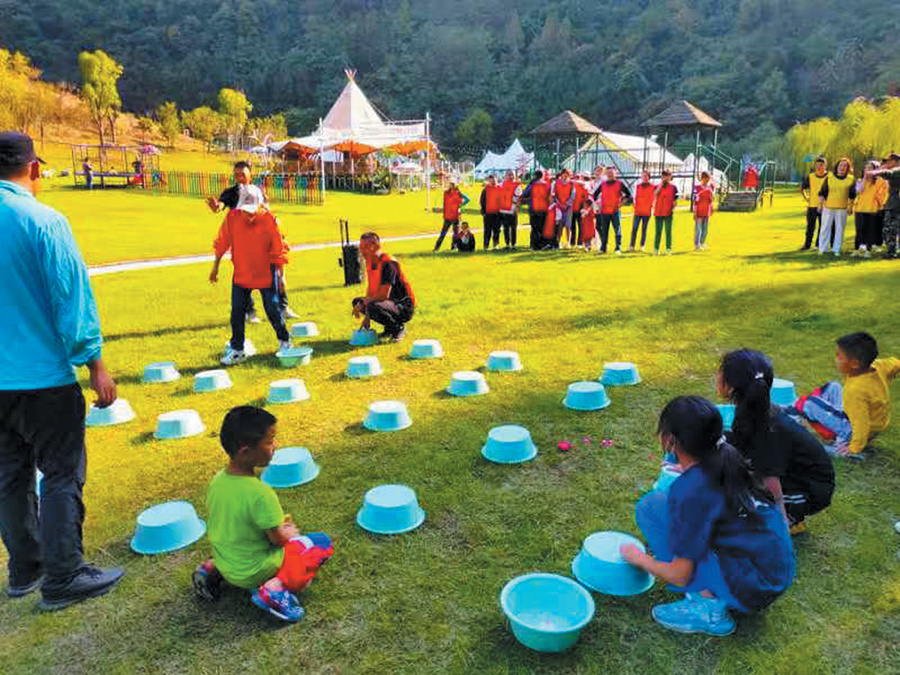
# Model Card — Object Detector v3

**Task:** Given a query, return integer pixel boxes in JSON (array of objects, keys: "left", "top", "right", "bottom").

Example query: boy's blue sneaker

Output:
[
  {"left": 251, "top": 586, "right": 305, "bottom": 623},
  {"left": 651, "top": 596, "right": 736, "bottom": 636}
]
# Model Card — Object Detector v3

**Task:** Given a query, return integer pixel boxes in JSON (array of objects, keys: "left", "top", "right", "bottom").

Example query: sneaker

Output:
[
  {"left": 245, "top": 313, "right": 262, "bottom": 325},
  {"left": 278, "top": 340, "right": 293, "bottom": 352},
  {"left": 641, "top": 245, "right": 646, "bottom": 252},
  {"left": 863, "top": 250, "right": 871, "bottom": 258},
  {"left": 6, "top": 571, "right": 43, "bottom": 598},
  {"left": 221, "top": 346, "right": 247, "bottom": 366},
  {"left": 701, "top": 244, "right": 708, "bottom": 251},
  {"left": 894, "top": 521, "right": 900, "bottom": 535},
  {"left": 251, "top": 586, "right": 305, "bottom": 623},
  {"left": 283, "top": 307, "right": 299, "bottom": 320},
  {"left": 628, "top": 246, "right": 635, "bottom": 252},
  {"left": 666, "top": 250, "right": 673, "bottom": 255},
  {"left": 615, "top": 249, "right": 622, "bottom": 255},
  {"left": 833, "top": 251, "right": 840, "bottom": 257},
  {"left": 192, "top": 560, "right": 222, "bottom": 603},
  {"left": 651, "top": 596, "right": 736, "bottom": 636},
  {"left": 39, "top": 565, "right": 125, "bottom": 612},
  {"left": 655, "top": 250, "right": 661, "bottom": 256},
  {"left": 872, "top": 245, "right": 882, "bottom": 253},
  {"left": 390, "top": 328, "right": 407, "bottom": 343}
]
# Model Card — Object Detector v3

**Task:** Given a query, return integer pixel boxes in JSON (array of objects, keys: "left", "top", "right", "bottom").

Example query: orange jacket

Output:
[
  {"left": 214, "top": 209, "right": 285, "bottom": 289},
  {"left": 633, "top": 182, "right": 656, "bottom": 217}
]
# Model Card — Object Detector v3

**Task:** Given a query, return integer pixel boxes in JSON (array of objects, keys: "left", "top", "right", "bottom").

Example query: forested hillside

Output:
[{"left": 1, "top": 0, "right": 898, "bottom": 152}]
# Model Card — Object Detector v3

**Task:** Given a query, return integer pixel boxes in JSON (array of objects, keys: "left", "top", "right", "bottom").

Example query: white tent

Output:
[
  {"left": 563, "top": 131, "right": 683, "bottom": 177},
  {"left": 473, "top": 139, "right": 540, "bottom": 178}
]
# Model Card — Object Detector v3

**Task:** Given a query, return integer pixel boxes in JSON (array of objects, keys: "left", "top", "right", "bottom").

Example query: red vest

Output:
[
  {"left": 443, "top": 189, "right": 463, "bottom": 220},
  {"left": 573, "top": 182, "right": 588, "bottom": 210},
  {"left": 633, "top": 182, "right": 656, "bottom": 217},
  {"left": 599, "top": 180, "right": 625, "bottom": 214},
  {"left": 554, "top": 180, "right": 573, "bottom": 207},
  {"left": 581, "top": 209, "right": 596, "bottom": 243},
  {"left": 531, "top": 181, "right": 550, "bottom": 212},
  {"left": 485, "top": 185, "right": 503, "bottom": 214},
  {"left": 543, "top": 207, "right": 558, "bottom": 238},
  {"left": 654, "top": 183, "right": 677, "bottom": 217},
  {"left": 694, "top": 183, "right": 714, "bottom": 217},
  {"left": 500, "top": 180, "right": 520, "bottom": 211},
  {"left": 366, "top": 253, "right": 416, "bottom": 306}
]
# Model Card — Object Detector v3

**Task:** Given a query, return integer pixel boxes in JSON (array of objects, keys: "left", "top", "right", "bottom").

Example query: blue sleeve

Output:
[
  {"left": 667, "top": 473, "right": 721, "bottom": 562},
  {"left": 38, "top": 214, "right": 103, "bottom": 366}
]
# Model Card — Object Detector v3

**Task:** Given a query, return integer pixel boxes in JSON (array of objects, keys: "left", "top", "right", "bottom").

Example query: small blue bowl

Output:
[
  {"left": 652, "top": 466, "right": 682, "bottom": 494},
  {"left": 143, "top": 362, "right": 180, "bottom": 383},
  {"left": 717, "top": 404, "right": 735, "bottom": 431},
  {"left": 347, "top": 356, "right": 382, "bottom": 379},
  {"left": 86, "top": 399, "right": 136, "bottom": 427},
  {"left": 290, "top": 321, "right": 319, "bottom": 338},
  {"left": 487, "top": 351, "right": 523, "bottom": 372},
  {"left": 131, "top": 501, "right": 206, "bottom": 555},
  {"left": 481, "top": 425, "right": 538, "bottom": 464},
  {"left": 600, "top": 362, "right": 641, "bottom": 386},
  {"left": 154, "top": 410, "right": 205, "bottom": 440},
  {"left": 267, "top": 379, "right": 310, "bottom": 404},
  {"left": 350, "top": 329, "right": 379, "bottom": 346},
  {"left": 571, "top": 531, "right": 654, "bottom": 596},
  {"left": 261, "top": 447, "right": 320, "bottom": 488},
  {"left": 356, "top": 484, "right": 426, "bottom": 535},
  {"left": 363, "top": 400, "right": 412, "bottom": 432},
  {"left": 447, "top": 371, "right": 489, "bottom": 397},
  {"left": 500, "top": 573, "right": 596, "bottom": 653},
  {"left": 409, "top": 339, "right": 443, "bottom": 359},
  {"left": 194, "top": 369, "right": 233, "bottom": 393},
  {"left": 275, "top": 346, "right": 313, "bottom": 368},
  {"left": 771, "top": 378, "right": 797, "bottom": 407},
  {"left": 563, "top": 381, "right": 611, "bottom": 411}
]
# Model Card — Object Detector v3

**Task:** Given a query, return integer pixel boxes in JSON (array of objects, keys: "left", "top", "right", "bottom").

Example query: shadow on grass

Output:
[
  {"left": 735, "top": 248, "right": 874, "bottom": 270},
  {"left": 310, "top": 339, "right": 364, "bottom": 357},
  {"left": 105, "top": 321, "right": 227, "bottom": 343}
]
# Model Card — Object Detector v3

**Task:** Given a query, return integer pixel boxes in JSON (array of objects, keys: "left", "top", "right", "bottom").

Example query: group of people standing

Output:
[
  {"left": 800, "top": 153, "right": 900, "bottom": 257},
  {"left": 437, "top": 166, "right": 716, "bottom": 255}
]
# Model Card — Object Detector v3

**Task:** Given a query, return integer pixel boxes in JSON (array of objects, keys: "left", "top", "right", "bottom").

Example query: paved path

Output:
[{"left": 87, "top": 231, "right": 442, "bottom": 277}]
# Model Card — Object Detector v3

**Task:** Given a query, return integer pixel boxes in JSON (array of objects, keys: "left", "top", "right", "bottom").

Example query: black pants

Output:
[
  {"left": 0, "top": 384, "right": 87, "bottom": 590},
  {"left": 598, "top": 213, "right": 622, "bottom": 252},
  {"left": 804, "top": 207, "right": 833, "bottom": 249},
  {"left": 781, "top": 475, "right": 834, "bottom": 525},
  {"left": 483, "top": 213, "right": 501, "bottom": 249},
  {"left": 231, "top": 281, "right": 289, "bottom": 350},
  {"left": 630, "top": 215, "right": 651, "bottom": 248},
  {"left": 570, "top": 211, "right": 582, "bottom": 246},
  {"left": 247, "top": 264, "right": 289, "bottom": 316},
  {"left": 855, "top": 212, "right": 883, "bottom": 249},
  {"left": 368, "top": 301, "right": 414, "bottom": 337},
  {"left": 530, "top": 212, "right": 546, "bottom": 250},
  {"left": 434, "top": 219, "right": 459, "bottom": 251},
  {"left": 500, "top": 213, "right": 517, "bottom": 247}
]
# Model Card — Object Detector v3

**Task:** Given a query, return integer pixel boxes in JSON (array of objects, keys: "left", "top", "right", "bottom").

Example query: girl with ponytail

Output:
[
  {"left": 718, "top": 349, "right": 835, "bottom": 535},
  {"left": 621, "top": 396, "right": 794, "bottom": 636}
]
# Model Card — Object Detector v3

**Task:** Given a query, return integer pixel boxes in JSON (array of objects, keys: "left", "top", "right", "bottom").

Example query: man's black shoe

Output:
[
  {"left": 6, "top": 570, "right": 43, "bottom": 598},
  {"left": 39, "top": 565, "right": 125, "bottom": 612},
  {"left": 390, "top": 328, "right": 407, "bottom": 343}
]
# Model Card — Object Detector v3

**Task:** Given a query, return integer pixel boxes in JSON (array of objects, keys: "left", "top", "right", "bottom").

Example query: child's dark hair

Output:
[
  {"left": 720, "top": 349, "right": 774, "bottom": 454},
  {"left": 233, "top": 160, "right": 251, "bottom": 171},
  {"left": 836, "top": 332, "right": 878, "bottom": 368},
  {"left": 533, "top": 170, "right": 543, "bottom": 180},
  {"left": 220, "top": 406, "right": 277, "bottom": 458},
  {"left": 658, "top": 396, "right": 773, "bottom": 514},
  {"left": 833, "top": 157, "right": 852, "bottom": 177}
]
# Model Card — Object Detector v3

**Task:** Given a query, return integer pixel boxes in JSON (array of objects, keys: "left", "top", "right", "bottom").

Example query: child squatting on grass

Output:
[
  {"left": 717, "top": 349, "right": 835, "bottom": 536},
  {"left": 793, "top": 332, "right": 900, "bottom": 458},
  {"left": 621, "top": 396, "right": 795, "bottom": 636},
  {"left": 193, "top": 407, "right": 333, "bottom": 623}
]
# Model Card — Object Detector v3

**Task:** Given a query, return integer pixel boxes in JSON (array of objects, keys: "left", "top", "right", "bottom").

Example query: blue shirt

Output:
[
  {"left": 0, "top": 180, "right": 102, "bottom": 390},
  {"left": 668, "top": 466, "right": 795, "bottom": 611}
]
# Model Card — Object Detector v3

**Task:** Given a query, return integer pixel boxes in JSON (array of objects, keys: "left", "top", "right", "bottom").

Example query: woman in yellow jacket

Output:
[
  {"left": 853, "top": 161, "right": 888, "bottom": 257},
  {"left": 818, "top": 158, "right": 856, "bottom": 256}
]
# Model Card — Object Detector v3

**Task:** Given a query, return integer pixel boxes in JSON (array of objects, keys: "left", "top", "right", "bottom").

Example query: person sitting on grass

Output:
[
  {"left": 352, "top": 232, "right": 416, "bottom": 342},
  {"left": 794, "top": 332, "right": 900, "bottom": 458},
  {"left": 621, "top": 396, "right": 794, "bottom": 636},
  {"left": 456, "top": 221, "right": 476, "bottom": 252},
  {"left": 210, "top": 186, "right": 293, "bottom": 366},
  {"left": 193, "top": 407, "right": 333, "bottom": 622},
  {"left": 717, "top": 349, "right": 835, "bottom": 535}
]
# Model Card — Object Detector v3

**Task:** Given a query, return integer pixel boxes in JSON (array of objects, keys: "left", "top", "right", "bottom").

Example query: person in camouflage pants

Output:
[{"left": 877, "top": 153, "right": 900, "bottom": 258}]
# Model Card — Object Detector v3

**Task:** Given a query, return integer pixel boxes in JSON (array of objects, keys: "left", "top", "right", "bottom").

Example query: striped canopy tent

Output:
[{"left": 563, "top": 130, "right": 683, "bottom": 178}]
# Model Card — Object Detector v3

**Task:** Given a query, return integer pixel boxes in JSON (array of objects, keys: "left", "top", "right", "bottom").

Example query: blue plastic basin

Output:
[
  {"left": 447, "top": 371, "right": 489, "bottom": 397},
  {"left": 600, "top": 362, "right": 641, "bottom": 386},
  {"left": 275, "top": 346, "right": 313, "bottom": 368},
  {"left": 571, "top": 531, "right": 654, "bottom": 596},
  {"left": 563, "top": 381, "right": 611, "bottom": 411},
  {"left": 143, "top": 362, "right": 180, "bottom": 383},
  {"left": 347, "top": 356, "right": 382, "bottom": 378},
  {"left": 481, "top": 425, "right": 538, "bottom": 464},
  {"left": 86, "top": 399, "right": 136, "bottom": 427},
  {"left": 193, "top": 369, "right": 233, "bottom": 393},
  {"left": 290, "top": 321, "right": 319, "bottom": 338},
  {"left": 267, "top": 379, "right": 310, "bottom": 404},
  {"left": 717, "top": 403, "right": 736, "bottom": 431},
  {"left": 500, "top": 573, "right": 595, "bottom": 652},
  {"left": 487, "top": 351, "right": 523, "bottom": 372},
  {"left": 131, "top": 500, "right": 206, "bottom": 555},
  {"left": 409, "top": 339, "right": 443, "bottom": 359},
  {"left": 261, "top": 447, "right": 321, "bottom": 488},
  {"left": 363, "top": 400, "right": 412, "bottom": 431},
  {"left": 350, "top": 329, "right": 379, "bottom": 346},
  {"left": 356, "top": 484, "right": 425, "bottom": 534},
  {"left": 771, "top": 378, "right": 797, "bottom": 406}
]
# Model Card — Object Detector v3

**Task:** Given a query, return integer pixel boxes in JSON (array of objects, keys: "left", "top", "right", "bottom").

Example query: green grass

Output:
[{"left": 1, "top": 192, "right": 899, "bottom": 674}]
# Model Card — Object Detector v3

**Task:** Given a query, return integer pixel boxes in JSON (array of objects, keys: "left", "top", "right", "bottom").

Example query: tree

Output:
[
  {"left": 756, "top": 69, "right": 790, "bottom": 124},
  {"left": 78, "top": 49, "right": 123, "bottom": 146},
  {"left": 182, "top": 106, "right": 222, "bottom": 153},
  {"left": 157, "top": 101, "right": 182, "bottom": 147},
  {"left": 217, "top": 88, "right": 252, "bottom": 151},
  {"left": 247, "top": 114, "right": 287, "bottom": 145},
  {"left": 455, "top": 108, "right": 493, "bottom": 147},
  {"left": 135, "top": 116, "right": 156, "bottom": 143}
]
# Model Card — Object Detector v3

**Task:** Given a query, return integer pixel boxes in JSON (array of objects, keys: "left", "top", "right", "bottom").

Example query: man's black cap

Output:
[{"left": 0, "top": 131, "right": 45, "bottom": 167}]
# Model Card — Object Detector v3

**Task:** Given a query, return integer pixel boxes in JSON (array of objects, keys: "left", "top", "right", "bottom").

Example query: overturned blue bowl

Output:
[
  {"left": 717, "top": 403, "right": 735, "bottom": 431},
  {"left": 276, "top": 346, "right": 313, "bottom": 368},
  {"left": 571, "top": 531, "right": 654, "bottom": 596},
  {"left": 267, "top": 379, "right": 310, "bottom": 404},
  {"left": 771, "top": 378, "right": 797, "bottom": 407},
  {"left": 86, "top": 399, "right": 136, "bottom": 427},
  {"left": 600, "top": 362, "right": 641, "bottom": 386},
  {"left": 261, "top": 447, "right": 320, "bottom": 488},
  {"left": 481, "top": 425, "right": 538, "bottom": 464},
  {"left": 290, "top": 321, "right": 319, "bottom": 338},
  {"left": 131, "top": 500, "right": 206, "bottom": 555},
  {"left": 143, "top": 362, "right": 180, "bottom": 383},
  {"left": 363, "top": 400, "right": 412, "bottom": 432},
  {"left": 194, "top": 369, "right": 233, "bottom": 393},
  {"left": 350, "top": 329, "right": 379, "bottom": 346},
  {"left": 154, "top": 409, "right": 205, "bottom": 440},
  {"left": 447, "top": 371, "right": 489, "bottom": 397},
  {"left": 409, "top": 339, "right": 443, "bottom": 359},
  {"left": 356, "top": 484, "right": 425, "bottom": 535},
  {"left": 487, "top": 351, "right": 523, "bottom": 372},
  {"left": 500, "top": 573, "right": 596, "bottom": 653},
  {"left": 347, "top": 356, "right": 382, "bottom": 378},
  {"left": 563, "top": 381, "right": 611, "bottom": 411}
]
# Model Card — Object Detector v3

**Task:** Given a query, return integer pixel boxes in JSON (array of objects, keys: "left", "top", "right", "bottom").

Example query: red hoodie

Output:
[{"left": 214, "top": 209, "right": 286, "bottom": 289}]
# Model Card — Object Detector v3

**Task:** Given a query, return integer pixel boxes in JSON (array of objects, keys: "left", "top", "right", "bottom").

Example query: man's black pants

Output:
[
  {"left": 0, "top": 384, "right": 87, "bottom": 590},
  {"left": 434, "top": 219, "right": 460, "bottom": 251},
  {"left": 529, "top": 212, "right": 546, "bottom": 250},
  {"left": 231, "top": 281, "right": 290, "bottom": 350},
  {"left": 500, "top": 213, "right": 517, "bottom": 247},
  {"left": 781, "top": 475, "right": 834, "bottom": 525},
  {"left": 368, "top": 302, "right": 414, "bottom": 337},
  {"left": 482, "top": 213, "right": 501, "bottom": 249}
]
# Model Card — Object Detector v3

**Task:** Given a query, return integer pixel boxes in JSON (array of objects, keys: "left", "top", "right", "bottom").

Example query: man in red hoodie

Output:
[{"left": 210, "top": 194, "right": 292, "bottom": 366}]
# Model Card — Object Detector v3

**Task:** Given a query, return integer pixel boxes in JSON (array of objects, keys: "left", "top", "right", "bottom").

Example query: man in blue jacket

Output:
[{"left": 0, "top": 132, "right": 124, "bottom": 610}]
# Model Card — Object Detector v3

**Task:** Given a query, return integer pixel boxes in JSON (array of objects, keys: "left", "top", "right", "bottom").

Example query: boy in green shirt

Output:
[{"left": 193, "top": 406, "right": 333, "bottom": 622}]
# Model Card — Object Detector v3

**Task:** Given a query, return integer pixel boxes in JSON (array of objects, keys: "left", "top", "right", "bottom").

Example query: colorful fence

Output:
[{"left": 149, "top": 172, "right": 323, "bottom": 205}]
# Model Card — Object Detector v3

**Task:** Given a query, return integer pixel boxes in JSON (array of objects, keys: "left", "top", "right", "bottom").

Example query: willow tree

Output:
[{"left": 78, "top": 49, "right": 123, "bottom": 146}]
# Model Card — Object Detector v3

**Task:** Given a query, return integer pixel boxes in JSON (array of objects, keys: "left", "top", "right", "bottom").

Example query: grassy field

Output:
[{"left": 0, "top": 191, "right": 899, "bottom": 674}]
